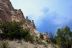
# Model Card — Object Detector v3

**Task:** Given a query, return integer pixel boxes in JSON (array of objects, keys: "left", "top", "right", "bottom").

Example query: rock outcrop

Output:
[
  {"left": 0, "top": 0, "right": 55, "bottom": 48},
  {"left": 0, "top": 0, "right": 25, "bottom": 22},
  {"left": 0, "top": 0, "right": 50, "bottom": 45},
  {"left": 0, "top": 0, "right": 36, "bottom": 33},
  {"left": 0, "top": 0, "right": 12, "bottom": 21}
]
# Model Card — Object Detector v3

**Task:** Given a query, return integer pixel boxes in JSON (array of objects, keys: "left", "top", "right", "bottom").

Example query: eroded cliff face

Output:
[
  {"left": 0, "top": 0, "right": 25, "bottom": 22},
  {"left": 0, "top": 0, "right": 25, "bottom": 29},
  {"left": 11, "top": 9, "right": 25, "bottom": 22},
  {"left": 0, "top": 0, "right": 12, "bottom": 21},
  {"left": 0, "top": 0, "right": 36, "bottom": 34}
]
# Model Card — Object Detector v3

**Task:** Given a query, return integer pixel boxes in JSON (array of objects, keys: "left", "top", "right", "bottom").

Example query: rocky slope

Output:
[
  {"left": 0, "top": 0, "right": 24, "bottom": 22},
  {"left": 0, "top": 0, "right": 37, "bottom": 34},
  {"left": 0, "top": 0, "right": 49, "bottom": 39},
  {"left": 0, "top": 0, "right": 55, "bottom": 48}
]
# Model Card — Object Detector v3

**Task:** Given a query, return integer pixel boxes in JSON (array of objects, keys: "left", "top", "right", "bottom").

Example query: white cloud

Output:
[{"left": 10, "top": 0, "right": 72, "bottom": 28}]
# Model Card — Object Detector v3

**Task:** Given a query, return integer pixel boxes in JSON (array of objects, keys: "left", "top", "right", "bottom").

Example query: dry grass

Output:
[{"left": 0, "top": 40, "right": 9, "bottom": 48}]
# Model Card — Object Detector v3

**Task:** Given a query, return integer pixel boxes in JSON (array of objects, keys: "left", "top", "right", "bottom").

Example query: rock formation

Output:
[
  {"left": 0, "top": 0, "right": 25, "bottom": 22},
  {"left": 0, "top": 0, "right": 51, "bottom": 47},
  {"left": 0, "top": 0, "right": 12, "bottom": 21},
  {"left": 0, "top": 0, "right": 50, "bottom": 42},
  {"left": 0, "top": 0, "right": 36, "bottom": 33}
]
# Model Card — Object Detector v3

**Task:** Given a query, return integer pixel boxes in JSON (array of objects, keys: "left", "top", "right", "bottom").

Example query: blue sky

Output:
[{"left": 10, "top": 0, "right": 72, "bottom": 34}]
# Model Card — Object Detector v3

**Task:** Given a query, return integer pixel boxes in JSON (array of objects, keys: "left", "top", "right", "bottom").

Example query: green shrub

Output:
[{"left": 0, "top": 21, "right": 35, "bottom": 42}]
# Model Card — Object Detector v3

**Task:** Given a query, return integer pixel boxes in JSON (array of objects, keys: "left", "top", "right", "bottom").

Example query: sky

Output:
[{"left": 10, "top": 0, "right": 72, "bottom": 34}]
